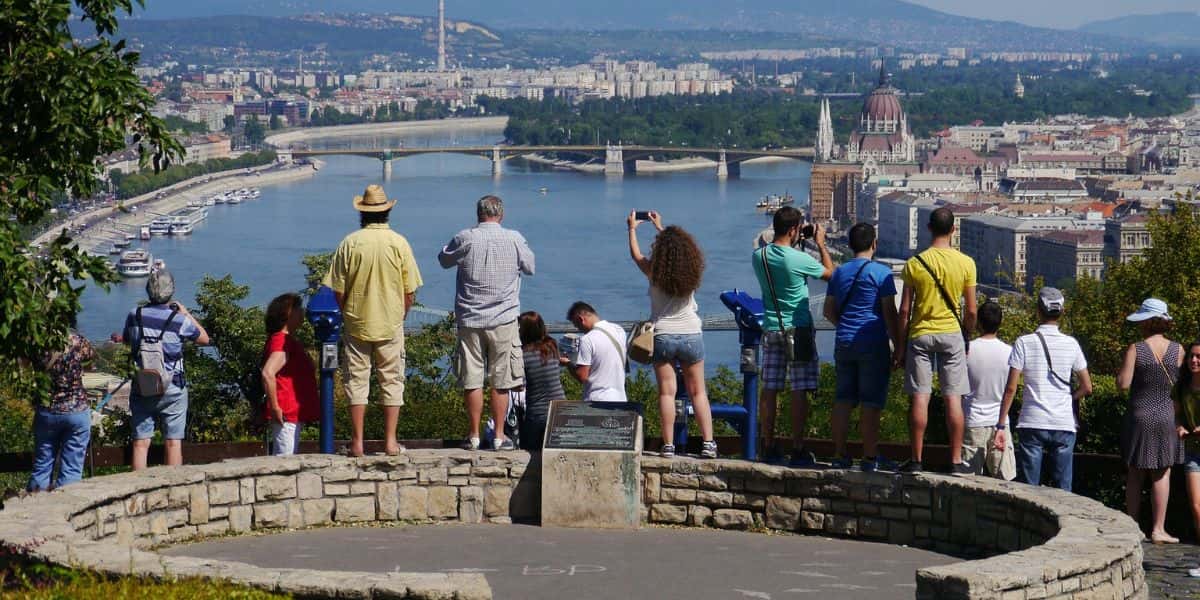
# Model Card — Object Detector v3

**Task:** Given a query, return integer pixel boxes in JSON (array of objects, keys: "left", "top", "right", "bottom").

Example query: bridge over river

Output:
[{"left": 283, "top": 144, "right": 814, "bottom": 178}]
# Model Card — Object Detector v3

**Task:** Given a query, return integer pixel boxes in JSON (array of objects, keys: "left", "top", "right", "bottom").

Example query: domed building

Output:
[{"left": 845, "top": 63, "right": 915, "bottom": 166}]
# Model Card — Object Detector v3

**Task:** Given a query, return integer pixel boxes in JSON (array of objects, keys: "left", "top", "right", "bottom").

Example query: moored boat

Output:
[{"left": 115, "top": 249, "right": 152, "bottom": 277}]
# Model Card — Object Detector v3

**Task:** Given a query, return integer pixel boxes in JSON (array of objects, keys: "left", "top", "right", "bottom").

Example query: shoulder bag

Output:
[
  {"left": 627, "top": 320, "right": 655, "bottom": 365},
  {"left": 913, "top": 252, "right": 970, "bottom": 354},
  {"left": 760, "top": 247, "right": 816, "bottom": 362},
  {"left": 1034, "top": 331, "right": 1074, "bottom": 389}
]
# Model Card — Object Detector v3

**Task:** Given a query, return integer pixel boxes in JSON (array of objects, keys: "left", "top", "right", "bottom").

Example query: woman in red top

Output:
[{"left": 261, "top": 293, "right": 319, "bottom": 455}]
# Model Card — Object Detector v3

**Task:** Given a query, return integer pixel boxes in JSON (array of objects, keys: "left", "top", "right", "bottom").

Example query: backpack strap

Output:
[{"left": 835, "top": 259, "right": 873, "bottom": 319}]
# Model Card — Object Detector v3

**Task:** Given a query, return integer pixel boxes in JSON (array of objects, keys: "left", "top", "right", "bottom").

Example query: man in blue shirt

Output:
[
  {"left": 752, "top": 207, "right": 834, "bottom": 465},
  {"left": 123, "top": 268, "right": 210, "bottom": 470},
  {"left": 822, "top": 223, "right": 899, "bottom": 471}
]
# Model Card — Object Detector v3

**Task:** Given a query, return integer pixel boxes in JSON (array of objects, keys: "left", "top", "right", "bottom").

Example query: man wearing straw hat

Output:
[{"left": 326, "top": 184, "right": 423, "bottom": 457}]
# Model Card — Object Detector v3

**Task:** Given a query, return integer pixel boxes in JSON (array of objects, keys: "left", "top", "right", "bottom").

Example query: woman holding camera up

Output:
[{"left": 628, "top": 211, "right": 716, "bottom": 459}]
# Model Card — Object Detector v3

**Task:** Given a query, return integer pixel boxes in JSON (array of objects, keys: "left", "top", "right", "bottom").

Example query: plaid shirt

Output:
[{"left": 438, "top": 222, "right": 535, "bottom": 329}]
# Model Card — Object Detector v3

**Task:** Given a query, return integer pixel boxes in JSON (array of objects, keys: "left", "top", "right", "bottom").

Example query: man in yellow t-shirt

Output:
[
  {"left": 326, "top": 184, "right": 424, "bottom": 457},
  {"left": 896, "top": 207, "right": 977, "bottom": 474}
]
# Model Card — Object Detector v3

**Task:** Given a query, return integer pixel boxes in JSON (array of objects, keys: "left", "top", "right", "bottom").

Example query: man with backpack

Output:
[
  {"left": 822, "top": 223, "right": 899, "bottom": 472},
  {"left": 123, "top": 268, "right": 210, "bottom": 470},
  {"left": 896, "top": 207, "right": 977, "bottom": 474},
  {"left": 996, "top": 287, "right": 1092, "bottom": 491}
]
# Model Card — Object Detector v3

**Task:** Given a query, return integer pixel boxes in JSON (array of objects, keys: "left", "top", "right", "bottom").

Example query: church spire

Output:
[
  {"left": 877, "top": 59, "right": 889, "bottom": 87},
  {"left": 817, "top": 97, "right": 834, "bottom": 162}
]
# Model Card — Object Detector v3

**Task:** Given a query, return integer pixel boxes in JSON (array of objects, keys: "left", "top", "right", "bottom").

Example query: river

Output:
[{"left": 78, "top": 124, "right": 827, "bottom": 372}]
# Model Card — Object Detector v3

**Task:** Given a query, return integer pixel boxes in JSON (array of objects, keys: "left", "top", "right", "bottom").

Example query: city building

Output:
[
  {"left": 846, "top": 63, "right": 916, "bottom": 166},
  {"left": 809, "top": 163, "right": 864, "bottom": 226},
  {"left": 1024, "top": 230, "right": 1104, "bottom": 292},
  {"left": 959, "top": 213, "right": 1104, "bottom": 289},
  {"left": 876, "top": 192, "right": 936, "bottom": 259},
  {"left": 915, "top": 202, "right": 995, "bottom": 251},
  {"left": 1102, "top": 213, "right": 1151, "bottom": 268},
  {"left": 1013, "top": 73, "right": 1025, "bottom": 99},
  {"left": 998, "top": 178, "right": 1089, "bottom": 203},
  {"left": 180, "top": 134, "right": 232, "bottom": 164}
]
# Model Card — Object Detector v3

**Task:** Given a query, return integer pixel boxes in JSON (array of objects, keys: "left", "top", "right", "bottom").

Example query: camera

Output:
[
  {"left": 634, "top": 210, "right": 652, "bottom": 221},
  {"left": 801, "top": 223, "right": 816, "bottom": 239}
]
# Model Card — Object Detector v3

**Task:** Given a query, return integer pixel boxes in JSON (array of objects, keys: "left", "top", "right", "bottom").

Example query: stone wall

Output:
[
  {"left": 0, "top": 451, "right": 539, "bottom": 599},
  {"left": 0, "top": 451, "right": 1146, "bottom": 599},
  {"left": 642, "top": 457, "right": 1146, "bottom": 599}
]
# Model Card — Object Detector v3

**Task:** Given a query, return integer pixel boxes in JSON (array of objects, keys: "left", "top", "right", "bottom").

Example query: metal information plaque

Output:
[{"left": 544, "top": 401, "right": 640, "bottom": 451}]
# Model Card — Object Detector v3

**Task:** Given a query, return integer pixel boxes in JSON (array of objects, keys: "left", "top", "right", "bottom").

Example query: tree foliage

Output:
[
  {"left": 114, "top": 150, "right": 276, "bottom": 199},
  {"left": 0, "top": 0, "right": 180, "bottom": 399}
]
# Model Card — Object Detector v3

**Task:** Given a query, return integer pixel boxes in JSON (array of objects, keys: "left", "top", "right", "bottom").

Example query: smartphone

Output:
[{"left": 634, "top": 211, "right": 652, "bottom": 221}]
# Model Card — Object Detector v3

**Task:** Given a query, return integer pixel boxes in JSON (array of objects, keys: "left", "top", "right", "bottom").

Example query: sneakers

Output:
[
  {"left": 700, "top": 441, "right": 718, "bottom": 459},
  {"left": 660, "top": 443, "right": 676, "bottom": 458},
  {"left": 494, "top": 438, "right": 516, "bottom": 451},
  {"left": 1187, "top": 567, "right": 1200, "bottom": 578},
  {"left": 830, "top": 456, "right": 854, "bottom": 469},
  {"left": 789, "top": 448, "right": 817, "bottom": 468},
  {"left": 461, "top": 437, "right": 481, "bottom": 451},
  {"left": 861, "top": 456, "right": 899, "bottom": 473},
  {"left": 898, "top": 460, "right": 923, "bottom": 474},
  {"left": 951, "top": 461, "right": 974, "bottom": 476}
]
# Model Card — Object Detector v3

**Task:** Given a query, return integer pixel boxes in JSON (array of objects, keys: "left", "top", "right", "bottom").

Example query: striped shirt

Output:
[
  {"left": 123, "top": 303, "right": 201, "bottom": 389},
  {"left": 1009, "top": 324, "right": 1087, "bottom": 432},
  {"left": 438, "top": 222, "right": 535, "bottom": 329}
]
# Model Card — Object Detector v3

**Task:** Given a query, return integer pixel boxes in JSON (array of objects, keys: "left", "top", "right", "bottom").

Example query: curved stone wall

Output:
[
  {"left": 0, "top": 451, "right": 1145, "bottom": 599},
  {"left": 642, "top": 457, "right": 1146, "bottom": 599}
]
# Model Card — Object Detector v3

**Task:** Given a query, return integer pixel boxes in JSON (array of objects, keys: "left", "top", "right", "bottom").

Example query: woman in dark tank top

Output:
[{"left": 518, "top": 311, "right": 566, "bottom": 451}]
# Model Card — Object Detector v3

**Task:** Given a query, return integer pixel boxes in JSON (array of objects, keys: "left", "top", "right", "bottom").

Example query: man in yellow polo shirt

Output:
[
  {"left": 326, "top": 184, "right": 423, "bottom": 457},
  {"left": 896, "top": 207, "right": 977, "bottom": 474}
]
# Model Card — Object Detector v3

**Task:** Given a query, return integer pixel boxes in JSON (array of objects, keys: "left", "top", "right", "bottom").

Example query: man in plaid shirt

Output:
[{"left": 439, "top": 195, "right": 536, "bottom": 451}]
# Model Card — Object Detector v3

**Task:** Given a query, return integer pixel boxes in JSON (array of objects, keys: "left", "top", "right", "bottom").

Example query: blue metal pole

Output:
[
  {"left": 320, "top": 370, "right": 335, "bottom": 454},
  {"left": 743, "top": 354, "right": 759, "bottom": 462},
  {"left": 673, "top": 363, "right": 689, "bottom": 451}
]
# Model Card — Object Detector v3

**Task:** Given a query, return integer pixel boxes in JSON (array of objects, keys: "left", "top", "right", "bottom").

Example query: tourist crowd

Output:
[{"left": 24, "top": 186, "right": 1200, "bottom": 550}]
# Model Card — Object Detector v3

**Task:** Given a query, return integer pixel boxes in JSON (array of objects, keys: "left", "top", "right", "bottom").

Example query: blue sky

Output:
[{"left": 909, "top": 0, "right": 1199, "bottom": 29}]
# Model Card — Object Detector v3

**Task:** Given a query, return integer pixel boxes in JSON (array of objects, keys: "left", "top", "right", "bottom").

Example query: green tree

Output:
[
  {"left": 0, "top": 0, "right": 180, "bottom": 398},
  {"left": 243, "top": 118, "right": 266, "bottom": 147},
  {"left": 222, "top": 114, "right": 236, "bottom": 133},
  {"left": 269, "top": 114, "right": 283, "bottom": 130}
]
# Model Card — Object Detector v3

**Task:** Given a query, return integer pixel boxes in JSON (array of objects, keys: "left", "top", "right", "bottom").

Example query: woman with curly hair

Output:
[{"left": 628, "top": 210, "right": 716, "bottom": 459}]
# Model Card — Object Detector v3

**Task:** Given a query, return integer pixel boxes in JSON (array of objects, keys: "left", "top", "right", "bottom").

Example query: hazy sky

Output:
[{"left": 908, "top": 0, "right": 1200, "bottom": 29}]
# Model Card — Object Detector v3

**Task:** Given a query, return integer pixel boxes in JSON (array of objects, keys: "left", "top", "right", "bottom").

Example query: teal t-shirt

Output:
[{"left": 752, "top": 244, "right": 826, "bottom": 330}]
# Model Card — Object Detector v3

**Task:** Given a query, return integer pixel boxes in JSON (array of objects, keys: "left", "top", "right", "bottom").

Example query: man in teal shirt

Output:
[{"left": 752, "top": 206, "right": 834, "bottom": 465}]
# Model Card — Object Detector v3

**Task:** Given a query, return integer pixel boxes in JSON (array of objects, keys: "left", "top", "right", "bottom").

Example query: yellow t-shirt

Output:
[
  {"left": 901, "top": 247, "right": 976, "bottom": 340},
  {"left": 325, "top": 224, "right": 423, "bottom": 342}
]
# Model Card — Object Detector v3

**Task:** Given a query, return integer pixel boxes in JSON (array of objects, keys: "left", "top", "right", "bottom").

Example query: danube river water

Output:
[{"left": 78, "top": 125, "right": 824, "bottom": 371}]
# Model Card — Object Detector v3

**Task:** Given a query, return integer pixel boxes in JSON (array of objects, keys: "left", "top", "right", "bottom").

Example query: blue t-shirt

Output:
[
  {"left": 828, "top": 258, "right": 896, "bottom": 352},
  {"left": 752, "top": 244, "right": 826, "bottom": 330},
  {"left": 124, "top": 303, "right": 201, "bottom": 389}
]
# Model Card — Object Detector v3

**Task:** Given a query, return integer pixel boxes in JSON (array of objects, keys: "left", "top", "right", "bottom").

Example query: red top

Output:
[{"left": 263, "top": 332, "right": 319, "bottom": 423}]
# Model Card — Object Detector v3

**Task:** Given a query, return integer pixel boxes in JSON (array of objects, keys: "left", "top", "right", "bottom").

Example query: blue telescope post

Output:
[
  {"left": 719, "top": 289, "right": 764, "bottom": 461},
  {"left": 306, "top": 286, "right": 342, "bottom": 454}
]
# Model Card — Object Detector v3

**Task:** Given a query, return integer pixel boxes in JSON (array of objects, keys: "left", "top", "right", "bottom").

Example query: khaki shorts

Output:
[
  {"left": 456, "top": 320, "right": 524, "bottom": 390},
  {"left": 963, "top": 426, "right": 1017, "bottom": 480},
  {"left": 904, "top": 332, "right": 970, "bottom": 396},
  {"left": 343, "top": 326, "right": 406, "bottom": 407}
]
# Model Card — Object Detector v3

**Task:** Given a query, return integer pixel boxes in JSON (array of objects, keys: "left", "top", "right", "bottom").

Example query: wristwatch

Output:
[{"left": 994, "top": 422, "right": 1007, "bottom": 430}]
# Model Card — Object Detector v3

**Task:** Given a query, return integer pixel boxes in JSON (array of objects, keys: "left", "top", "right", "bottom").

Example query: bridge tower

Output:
[
  {"left": 604, "top": 144, "right": 626, "bottom": 176},
  {"left": 491, "top": 146, "right": 502, "bottom": 176},
  {"left": 717, "top": 149, "right": 728, "bottom": 179},
  {"left": 381, "top": 149, "right": 393, "bottom": 179}
]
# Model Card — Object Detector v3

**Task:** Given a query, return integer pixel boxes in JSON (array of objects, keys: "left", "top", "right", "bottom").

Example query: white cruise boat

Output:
[
  {"left": 139, "top": 225, "right": 151, "bottom": 240},
  {"left": 225, "top": 194, "right": 242, "bottom": 205},
  {"left": 115, "top": 249, "right": 152, "bottom": 277},
  {"left": 148, "top": 218, "right": 171, "bottom": 235}
]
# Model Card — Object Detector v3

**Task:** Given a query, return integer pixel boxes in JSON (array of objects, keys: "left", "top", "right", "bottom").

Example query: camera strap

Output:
[{"left": 759, "top": 246, "right": 789, "bottom": 336}]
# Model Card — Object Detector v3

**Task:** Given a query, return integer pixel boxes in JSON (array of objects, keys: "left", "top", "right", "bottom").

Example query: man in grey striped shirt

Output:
[
  {"left": 995, "top": 287, "right": 1093, "bottom": 491},
  {"left": 439, "top": 195, "right": 536, "bottom": 451}
]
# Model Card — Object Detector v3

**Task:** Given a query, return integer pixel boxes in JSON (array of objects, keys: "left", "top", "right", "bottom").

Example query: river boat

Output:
[
  {"left": 114, "top": 249, "right": 152, "bottom": 278},
  {"left": 187, "top": 199, "right": 204, "bottom": 209},
  {"left": 108, "top": 245, "right": 122, "bottom": 255},
  {"left": 225, "top": 194, "right": 242, "bottom": 205},
  {"left": 538, "top": 187, "right": 549, "bottom": 195},
  {"left": 148, "top": 218, "right": 171, "bottom": 236},
  {"left": 139, "top": 225, "right": 151, "bottom": 240},
  {"left": 210, "top": 193, "right": 226, "bottom": 205},
  {"left": 113, "top": 238, "right": 131, "bottom": 249},
  {"left": 123, "top": 232, "right": 136, "bottom": 241},
  {"left": 169, "top": 222, "right": 193, "bottom": 235}
]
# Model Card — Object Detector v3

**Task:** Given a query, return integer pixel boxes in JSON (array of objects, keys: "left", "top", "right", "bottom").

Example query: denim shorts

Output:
[
  {"left": 131, "top": 386, "right": 188, "bottom": 440},
  {"left": 834, "top": 345, "right": 892, "bottom": 409},
  {"left": 1184, "top": 453, "right": 1200, "bottom": 474},
  {"left": 652, "top": 333, "right": 705, "bottom": 365}
]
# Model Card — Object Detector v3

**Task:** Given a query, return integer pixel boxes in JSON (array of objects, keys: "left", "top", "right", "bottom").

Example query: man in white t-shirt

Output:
[
  {"left": 996, "top": 287, "right": 1093, "bottom": 491},
  {"left": 567, "top": 302, "right": 628, "bottom": 403},
  {"left": 962, "top": 301, "right": 1016, "bottom": 480}
]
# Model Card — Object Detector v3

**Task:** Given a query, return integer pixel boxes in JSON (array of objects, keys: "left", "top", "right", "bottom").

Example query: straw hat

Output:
[{"left": 352, "top": 184, "right": 396, "bottom": 213}]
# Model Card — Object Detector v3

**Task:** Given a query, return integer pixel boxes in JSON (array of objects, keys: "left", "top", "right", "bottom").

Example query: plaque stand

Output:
[{"left": 540, "top": 401, "right": 644, "bottom": 529}]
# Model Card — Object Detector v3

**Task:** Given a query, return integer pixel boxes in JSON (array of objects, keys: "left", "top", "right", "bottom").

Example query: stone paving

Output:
[
  {"left": 1142, "top": 542, "right": 1200, "bottom": 599},
  {"left": 163, "top": 523, "right": 958, "bottom": 600}
]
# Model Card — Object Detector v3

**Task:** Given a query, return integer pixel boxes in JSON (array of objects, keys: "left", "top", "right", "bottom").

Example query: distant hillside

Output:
[
  {"left": 126, "top": 0, "right": 1134, "bottom": 52},
  {"left": 1079, "top": 12, "right": 1200, "bottom": 48}
]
